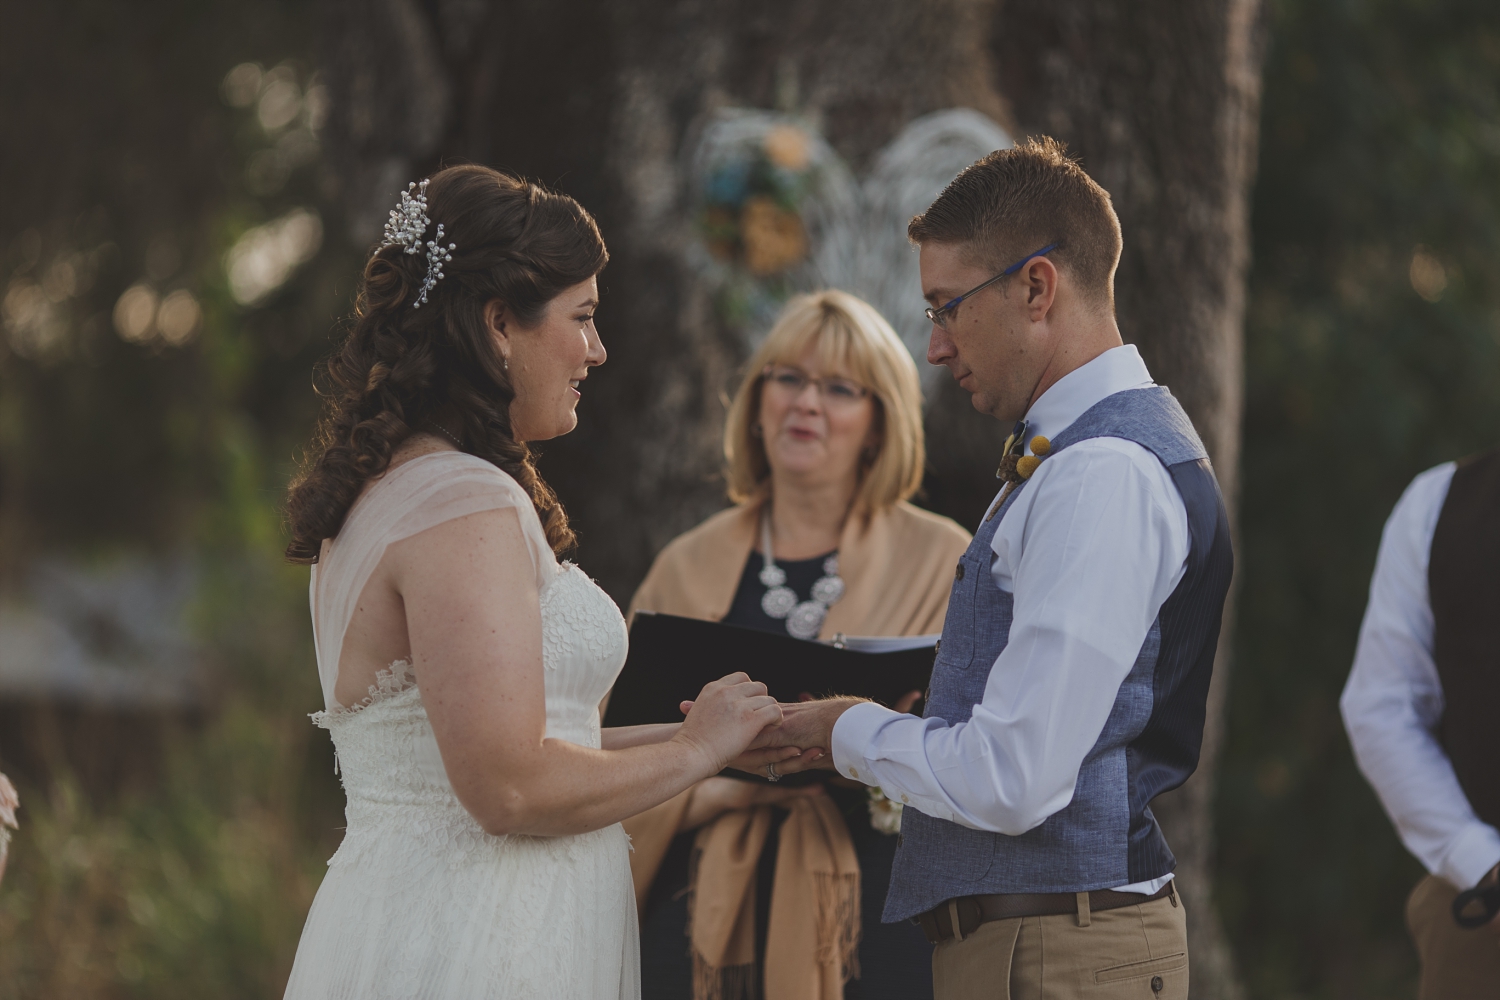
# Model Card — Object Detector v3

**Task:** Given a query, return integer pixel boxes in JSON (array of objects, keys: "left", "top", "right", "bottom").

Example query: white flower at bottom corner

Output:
[
  {"left": 0, "top": 771, "right": 16, "bottom": 884},
  {"left": 867, "top": 786, "right": 903, "bottom": 835},
  {"left": 0, "top": 772, "right": 17, "bottom": 831}
]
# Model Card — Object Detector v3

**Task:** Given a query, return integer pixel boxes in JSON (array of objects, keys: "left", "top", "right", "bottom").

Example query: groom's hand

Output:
[
  {"left": 677, "top": 698, "right": 823, "bottom": 774},
  {"left": 680, "top": 696, "right": 864, "bottom": 774},
  {"left": 681, "top": 695, "right": 858, "bottom": 773},
  {"left": 763, "top": 696, "right": 866, "bottom": 770},
  {"left": 683, "top": 696, "right": 861, "bottom": 749}
]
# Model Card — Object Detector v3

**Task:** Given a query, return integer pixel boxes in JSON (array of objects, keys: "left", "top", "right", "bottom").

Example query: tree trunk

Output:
[
  {"left": 992, "top": 3, "right": 1265, "bottom": 997},
  {"left": 319, "top": 2, "right": 1262, "bottom": 994}
]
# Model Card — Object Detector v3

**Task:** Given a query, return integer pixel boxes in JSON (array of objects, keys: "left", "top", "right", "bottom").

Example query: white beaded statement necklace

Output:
[{"left": 758, "top": 508, "right": 846, "bottom": 640}]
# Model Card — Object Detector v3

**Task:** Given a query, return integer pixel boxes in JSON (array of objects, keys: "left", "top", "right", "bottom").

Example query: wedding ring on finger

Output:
[{"left": 765, "top": 763, "right": 782, "bottom": 782}]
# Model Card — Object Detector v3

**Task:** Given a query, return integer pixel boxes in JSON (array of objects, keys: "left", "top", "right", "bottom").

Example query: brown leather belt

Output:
[{"left": 913, "top": 881, "right": 1176, "bottom": 944}]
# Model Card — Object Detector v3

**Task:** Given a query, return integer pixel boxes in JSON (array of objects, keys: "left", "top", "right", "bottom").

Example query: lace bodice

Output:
[
  {"left": 314, "top": 562, "right": 627, "bottom": 784},
  {"left": 286, "top": 454, "right": 639, "bottom": 999},
  {"left": 538, "top": 565, "right": 630, "bottom": 745},
  {"left": 310, "top": 562, "right": 628, "bottom": 867}
]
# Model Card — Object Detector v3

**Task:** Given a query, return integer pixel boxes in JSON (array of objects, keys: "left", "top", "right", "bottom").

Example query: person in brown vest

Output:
[{"left": 1343, "top": 452, "right": 1500, "bottom": 997}]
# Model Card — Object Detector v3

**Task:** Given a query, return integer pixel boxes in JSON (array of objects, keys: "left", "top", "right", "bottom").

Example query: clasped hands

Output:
[{"left": 677, "top": 672, "right": 922, "bottom": 778}]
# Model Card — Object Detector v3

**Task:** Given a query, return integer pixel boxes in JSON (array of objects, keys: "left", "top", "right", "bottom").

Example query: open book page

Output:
[{"left": 828, "top": 633, "right": 941, "bottom": 653}]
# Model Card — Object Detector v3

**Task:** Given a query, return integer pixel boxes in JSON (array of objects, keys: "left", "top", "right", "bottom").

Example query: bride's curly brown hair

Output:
[{"left": 284, "top": 165, "right": 608, "bottom": 563}]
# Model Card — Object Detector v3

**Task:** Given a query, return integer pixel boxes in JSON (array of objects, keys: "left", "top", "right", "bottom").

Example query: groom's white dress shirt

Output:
[
  {"left": 1341, "top": 462, "right": 1500, "bottom": 890},
  {"left": 831, "top": 345, "right": 1189, "bottom": 894}
]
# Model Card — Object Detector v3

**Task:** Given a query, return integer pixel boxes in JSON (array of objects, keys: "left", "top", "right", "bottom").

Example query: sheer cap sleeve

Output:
[{"left": 309, "top": 451, "right": 556, "bottom": 710}]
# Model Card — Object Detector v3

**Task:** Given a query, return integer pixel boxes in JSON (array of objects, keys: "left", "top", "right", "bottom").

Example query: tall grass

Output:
[{"left": 0, "top": 552, "right": 343, "bottom": 999}]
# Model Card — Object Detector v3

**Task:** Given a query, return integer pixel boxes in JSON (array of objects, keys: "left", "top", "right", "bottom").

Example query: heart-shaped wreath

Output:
[{"left": 688, "top": 107, "right": 1013, "bottom": 387}]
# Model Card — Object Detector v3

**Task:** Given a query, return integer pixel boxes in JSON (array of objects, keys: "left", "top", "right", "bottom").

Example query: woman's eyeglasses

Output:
[
  {"left": 923, "top": 243, "right": 1058, "bottom": 330},
  {"left": 762, "top": 365, "right": 870, "bottom": 406}
]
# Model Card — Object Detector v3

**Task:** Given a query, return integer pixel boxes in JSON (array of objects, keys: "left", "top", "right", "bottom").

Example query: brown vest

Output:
[{"left": 1428, "top": 448, "right": 1500, "bottom": 829}]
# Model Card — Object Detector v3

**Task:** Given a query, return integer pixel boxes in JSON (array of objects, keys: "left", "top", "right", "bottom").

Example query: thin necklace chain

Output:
[{"left": 430, "top": 421, "right": 462, "bottom": 448}]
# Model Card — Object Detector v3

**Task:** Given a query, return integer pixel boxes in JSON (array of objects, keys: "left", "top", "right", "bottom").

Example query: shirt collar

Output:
[{"left": 1022, "top": 344, "right": 1155, "bottom": 449}]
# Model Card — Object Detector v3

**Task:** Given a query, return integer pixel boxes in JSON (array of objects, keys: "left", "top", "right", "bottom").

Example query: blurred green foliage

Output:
[
  {"left": 1219, "top": 0, "right": 1500, "bottom": 996},
  {"left": 0, "top": 0, "right": 347, "bottom": 560},
  {"left": 0, "top": 2, "right": 353, "bottom": 997},
  {"left": 0, "top": 701, "right": 335, "bottom": 997}
]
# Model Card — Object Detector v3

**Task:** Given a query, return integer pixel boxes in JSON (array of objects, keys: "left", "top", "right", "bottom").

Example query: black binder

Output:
[{"left": 602, "top": 611, "right": 939, "bottom": 729}]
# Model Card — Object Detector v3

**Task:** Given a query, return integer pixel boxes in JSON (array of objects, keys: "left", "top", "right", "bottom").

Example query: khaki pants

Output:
[
  {"left": 931, "top": 890, "right": 1188, "bottom": 999},
  {"left": 1406, "top": 874, "right": 1500, "bottom": 999}
]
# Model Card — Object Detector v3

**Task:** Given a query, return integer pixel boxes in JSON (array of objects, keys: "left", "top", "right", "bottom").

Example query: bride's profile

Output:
[{"left": 278, "top": 165, "right": 813, "bottom": 999}]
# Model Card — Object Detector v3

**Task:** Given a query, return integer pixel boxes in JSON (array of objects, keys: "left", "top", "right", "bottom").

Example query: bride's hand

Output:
[
  {"left": 678, "top": 698, "right": 818, "bottom": 773},
  {"left": 723, "top": 744, "right": 821, "bottom": 774},
  {"left": 672, "top": 673, "right": 786, "bottom": 773}
]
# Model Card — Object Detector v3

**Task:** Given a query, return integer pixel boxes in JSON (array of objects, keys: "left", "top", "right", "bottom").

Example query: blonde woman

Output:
[{"left": 627, "top": 290, "right": 971, "bottom": 999}]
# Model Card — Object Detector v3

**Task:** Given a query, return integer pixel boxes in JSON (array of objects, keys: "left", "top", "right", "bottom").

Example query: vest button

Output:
[{"left": 954, "top": 562, "right": 966, "bottom": 581}]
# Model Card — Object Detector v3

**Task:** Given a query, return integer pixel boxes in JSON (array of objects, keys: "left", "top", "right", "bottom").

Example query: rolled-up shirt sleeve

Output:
[
  {"left": 1341, "top": 462, "right": 1500, "bottom": 890},
  {"left": 831, "top": 439, "right": 1189, "bottom": 834}
]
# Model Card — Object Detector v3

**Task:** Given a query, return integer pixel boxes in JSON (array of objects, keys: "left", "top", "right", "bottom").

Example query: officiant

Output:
[{"left": 623, "top": 289, "right": 971, "bottom": 1000}]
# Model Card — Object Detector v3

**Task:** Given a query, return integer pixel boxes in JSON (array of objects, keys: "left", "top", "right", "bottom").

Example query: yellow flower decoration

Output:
[{"left": 988, "top": 432, "right": 1052, "bottom": 518}]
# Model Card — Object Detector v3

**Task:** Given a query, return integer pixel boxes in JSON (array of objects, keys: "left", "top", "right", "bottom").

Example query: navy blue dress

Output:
[{"left": 636, "top": 550, "right": 934, "bottom": 1000}]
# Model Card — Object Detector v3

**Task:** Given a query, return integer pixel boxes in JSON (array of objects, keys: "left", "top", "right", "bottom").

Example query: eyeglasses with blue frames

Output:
[{"left": 923, "top": 243, "right": 1059, "bottom": 329}]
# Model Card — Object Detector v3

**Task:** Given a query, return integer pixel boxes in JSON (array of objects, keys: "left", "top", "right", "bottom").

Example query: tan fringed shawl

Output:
[{"left": 624, "top": 500, "right": 971, "bottom": 1000}]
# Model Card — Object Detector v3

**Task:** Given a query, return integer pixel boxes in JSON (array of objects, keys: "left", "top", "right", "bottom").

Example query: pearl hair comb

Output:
[{"left": 380, "top": 179, "right": 456, "bottom": 309}]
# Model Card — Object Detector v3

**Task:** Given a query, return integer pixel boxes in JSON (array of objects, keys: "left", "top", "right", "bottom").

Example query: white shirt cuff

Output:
[
  {"left": 1438, "top": 822, "right": 1500, "bottom": 890},
  {"left": 830, "top": 700, "right": 901, "bottom": 784}
]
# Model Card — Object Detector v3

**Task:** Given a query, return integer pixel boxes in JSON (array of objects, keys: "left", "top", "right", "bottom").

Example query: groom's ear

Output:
[{"left": 1019, "top": 256, "right": 1060, "bottom": 321}]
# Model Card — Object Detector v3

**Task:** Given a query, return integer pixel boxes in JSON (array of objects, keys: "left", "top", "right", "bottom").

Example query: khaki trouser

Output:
[
  {"left": 1406, "top": 874, "right": 1500, "bottom": 999},
  {"left": 931, "top": 889, "right": 1188, "bottom": 999}
]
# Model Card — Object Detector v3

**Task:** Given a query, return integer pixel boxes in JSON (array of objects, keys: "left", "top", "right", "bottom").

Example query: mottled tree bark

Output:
[
  {"left": 318, "top": 2, "right": 1262, "bottom": 994},
  {"left": 993, "top": 3, "right": 1265, "bottom": 997}
]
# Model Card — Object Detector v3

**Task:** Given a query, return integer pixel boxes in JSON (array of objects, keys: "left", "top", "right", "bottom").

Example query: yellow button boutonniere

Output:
[
  {"left": 1015, "top": 436, "right": 1051, "bottom": 479},
  {"left": 987, "top": 434, "right": 1052, "bottom": 521}
]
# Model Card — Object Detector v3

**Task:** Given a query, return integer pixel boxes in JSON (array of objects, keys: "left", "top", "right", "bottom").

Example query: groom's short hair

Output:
[{"left": 908, "top": 136, "right": 1123, "bottom": 307}]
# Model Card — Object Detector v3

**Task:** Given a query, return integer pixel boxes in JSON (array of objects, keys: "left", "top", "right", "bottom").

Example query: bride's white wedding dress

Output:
[{"left": 283, "top": 451, "right": 639, "bottom": 999}]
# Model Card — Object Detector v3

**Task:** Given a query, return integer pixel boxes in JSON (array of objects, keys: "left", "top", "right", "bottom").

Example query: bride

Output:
[{"left": 279, "top": 165, "right": 817, "bottom": 999}]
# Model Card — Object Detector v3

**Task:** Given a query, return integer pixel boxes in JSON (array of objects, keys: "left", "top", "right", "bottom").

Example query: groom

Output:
[{"left": 773, "top": 137, "right": 1233, "bottom": 998}]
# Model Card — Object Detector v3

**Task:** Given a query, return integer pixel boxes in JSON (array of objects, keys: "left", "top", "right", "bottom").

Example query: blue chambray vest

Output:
[{"left": 883, "top": 386, "right": 1233, "bottom": 922}]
